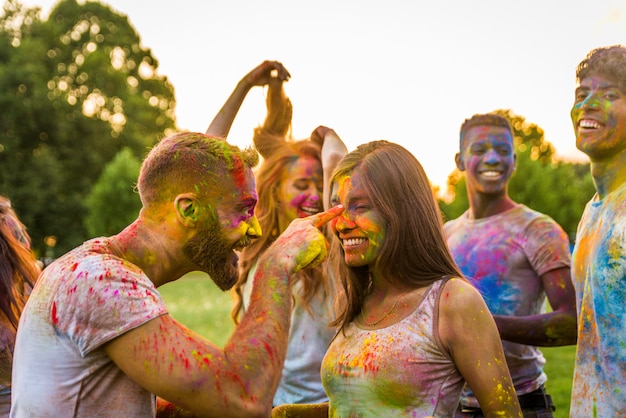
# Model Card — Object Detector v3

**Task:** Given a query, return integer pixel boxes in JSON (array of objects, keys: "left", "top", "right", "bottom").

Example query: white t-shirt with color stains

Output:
[{"left": 11, "top": 238, "right": 168, "bottom": 417}]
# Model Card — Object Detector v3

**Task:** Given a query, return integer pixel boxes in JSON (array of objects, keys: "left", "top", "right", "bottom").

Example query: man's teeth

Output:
[
  {"left": 481, "top": 171, "right": 501, "bottom": 177},
  {"left": 579, "top": 120, "right": 601, "bottom": 129}
]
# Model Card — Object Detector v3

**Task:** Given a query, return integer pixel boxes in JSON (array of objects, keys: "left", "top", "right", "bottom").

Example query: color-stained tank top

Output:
[{"left": 321, "top": 278, "right": 464, "bottom": 417}]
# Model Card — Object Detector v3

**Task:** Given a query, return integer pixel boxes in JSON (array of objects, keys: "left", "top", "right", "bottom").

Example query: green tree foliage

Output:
[
  {"left": 84, "top": 147, "right": 141, "bottom": 237},
  {"left": 439, "top": 109, "right": 596, "bottom": 239},
  {"left": 0, "top": 0, "right": 176, "bottom": 256}
]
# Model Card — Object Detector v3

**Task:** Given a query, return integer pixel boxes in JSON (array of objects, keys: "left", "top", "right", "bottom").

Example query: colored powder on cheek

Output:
[{"left": 290, "top": 194, "right": 309, "bottom": 208}]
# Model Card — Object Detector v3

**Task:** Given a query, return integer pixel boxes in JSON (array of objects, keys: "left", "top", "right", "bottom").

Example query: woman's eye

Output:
[{"left": 293, "top": 181, "right": 309, "bottom": 191}]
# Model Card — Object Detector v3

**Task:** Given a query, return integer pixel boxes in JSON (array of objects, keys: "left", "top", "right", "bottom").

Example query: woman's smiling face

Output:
[
  {"left": 276, "top": 155, "right": 323, "bottom": 231},
  {"left": 329, "top": 169, "right": 386, "bottom": 268}
]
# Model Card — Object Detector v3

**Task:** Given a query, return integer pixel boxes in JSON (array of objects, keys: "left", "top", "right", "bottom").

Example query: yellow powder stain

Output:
[{"left": 344, "top": 332, "right": 380, "bottom": 370}]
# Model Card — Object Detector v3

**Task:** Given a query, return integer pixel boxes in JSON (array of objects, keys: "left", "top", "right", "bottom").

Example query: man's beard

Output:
[{"left": 183, "top": 220, "right": 241, "bottom": 291}]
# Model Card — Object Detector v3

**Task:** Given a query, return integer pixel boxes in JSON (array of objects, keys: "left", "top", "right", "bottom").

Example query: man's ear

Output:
[
  {"left": 175, "top": 193, "right": 199, "bottom": 228},
  {"left": 455, "top": 153, "right": 465, "bottom": 171}
]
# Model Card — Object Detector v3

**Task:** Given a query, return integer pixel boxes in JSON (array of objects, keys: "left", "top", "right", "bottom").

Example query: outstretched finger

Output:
[{"left": 310, "top": 205, "right": 343, "bottom": 229}]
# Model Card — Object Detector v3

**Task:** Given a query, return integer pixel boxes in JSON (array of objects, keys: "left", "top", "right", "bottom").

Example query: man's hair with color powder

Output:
[
  {"left": 575, "top": 44, "right": 626, "bottom": 94},
  {"left": 137, "top": 132, "right": 259, "bottom": 206},
  {"left": 459, "top": 113, "right": 513, "bottom": 149}
]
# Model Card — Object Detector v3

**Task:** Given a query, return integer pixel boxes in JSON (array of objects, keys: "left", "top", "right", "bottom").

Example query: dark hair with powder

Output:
[
  {"left": 137, "top": 132, "right": 259, "bottom": 206},
  {"left": 575, "top": 44, "right": 626, "bottom": 94},
  {"left": 459, "top": 113, "right": 513, "bottom": 149}
]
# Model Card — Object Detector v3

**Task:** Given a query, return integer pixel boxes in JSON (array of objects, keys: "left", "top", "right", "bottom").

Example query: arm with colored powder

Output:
[
  {"left": 206, "top": 60, "right": 291, "bottom": 139},
  {"left": 103, "top": 207, "right": 342, "bottom": 418},
  {"left": 492, "top": 266, "right": 577, "bottom": 346},
  {"left": 439, "top": 278, "right": 522, "bottom": 417}
]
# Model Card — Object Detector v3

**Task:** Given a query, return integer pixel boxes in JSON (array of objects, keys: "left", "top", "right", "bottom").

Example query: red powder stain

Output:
[
  {"left": 215, "top": 370, "right": 222, "bottom": 392},
  {"left": 362, "top": 352, "right": 379, "bottom": 373},
  {"left": 70, "top": 263, "right": 78, "bottom": 272},
  {"left": 51, "top": 301, "right": 59, "bottom": 325},
  {"left": 231, "top": 155, "right": 245, "bottom": 189},
  {"left": 262, "top": 341, "right": 274, "bottom": 360}
]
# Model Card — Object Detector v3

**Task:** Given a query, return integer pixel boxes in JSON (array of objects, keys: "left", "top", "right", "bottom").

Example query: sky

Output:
[{"left": 18, "top": 0, "right": 626, "bottom": 190}]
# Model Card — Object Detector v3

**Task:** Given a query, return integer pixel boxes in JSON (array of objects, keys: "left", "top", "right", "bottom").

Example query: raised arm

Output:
[
  {"left": 492, "top": 266, "right": 577, "bottom": 346},
  {"left": 439, "top": 278, "right": 522, "bottom": 418},
  {"left": 103, "top": 206, "right": 342, "bottom": 418},
  {"left": 311, "top": 126, "right": 348, "bottom": 210},
  {"left": 206, "top": 60, "right": 291, "bottom": 139},
  {"left": 250, "top": 67, "right": 294, "bottom": 158}
]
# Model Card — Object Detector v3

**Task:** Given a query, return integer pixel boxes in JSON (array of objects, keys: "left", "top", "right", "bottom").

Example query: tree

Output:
[
  {"left": 84, "top": 147, "right": 141, "bottom": 237},
  {"left": 439, "top": 109, "right": 595, "bottom": 239},
  {"left": 0, "top": 0, "right": 177, "bottom": 255}
]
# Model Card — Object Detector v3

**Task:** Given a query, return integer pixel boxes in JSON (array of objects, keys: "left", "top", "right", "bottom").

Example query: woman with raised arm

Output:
[{"left": 207, "top": 61, "right": 348, "bottom": 407}]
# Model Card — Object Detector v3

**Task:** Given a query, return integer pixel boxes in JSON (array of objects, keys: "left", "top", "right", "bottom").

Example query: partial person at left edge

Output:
[
  {"left": 9, "top": 132, "right": 342, "bottom": 417},
  {"left": 0, "top": 196, "right": 40, "bottom": 417}
]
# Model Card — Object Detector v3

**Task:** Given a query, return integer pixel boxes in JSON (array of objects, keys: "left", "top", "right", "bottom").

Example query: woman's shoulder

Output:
[{"left": 438, "top": 277, "right": 484, "bottom": 310}]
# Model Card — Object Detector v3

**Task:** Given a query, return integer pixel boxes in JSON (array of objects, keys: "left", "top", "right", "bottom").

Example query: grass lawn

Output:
[
  {"left": 159, "top": 271, "right": 236, "bottom": 347},
  {"left": 160, "top": 272, "right": 576, "bottom": 416},
  {"left": 542, "top": 345, "right": 576, "bottom": 417}
]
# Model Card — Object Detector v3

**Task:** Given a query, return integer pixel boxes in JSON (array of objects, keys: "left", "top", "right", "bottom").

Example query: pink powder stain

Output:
[{"left": 290, "top": 193, "right": 310, "bottom": 208}]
